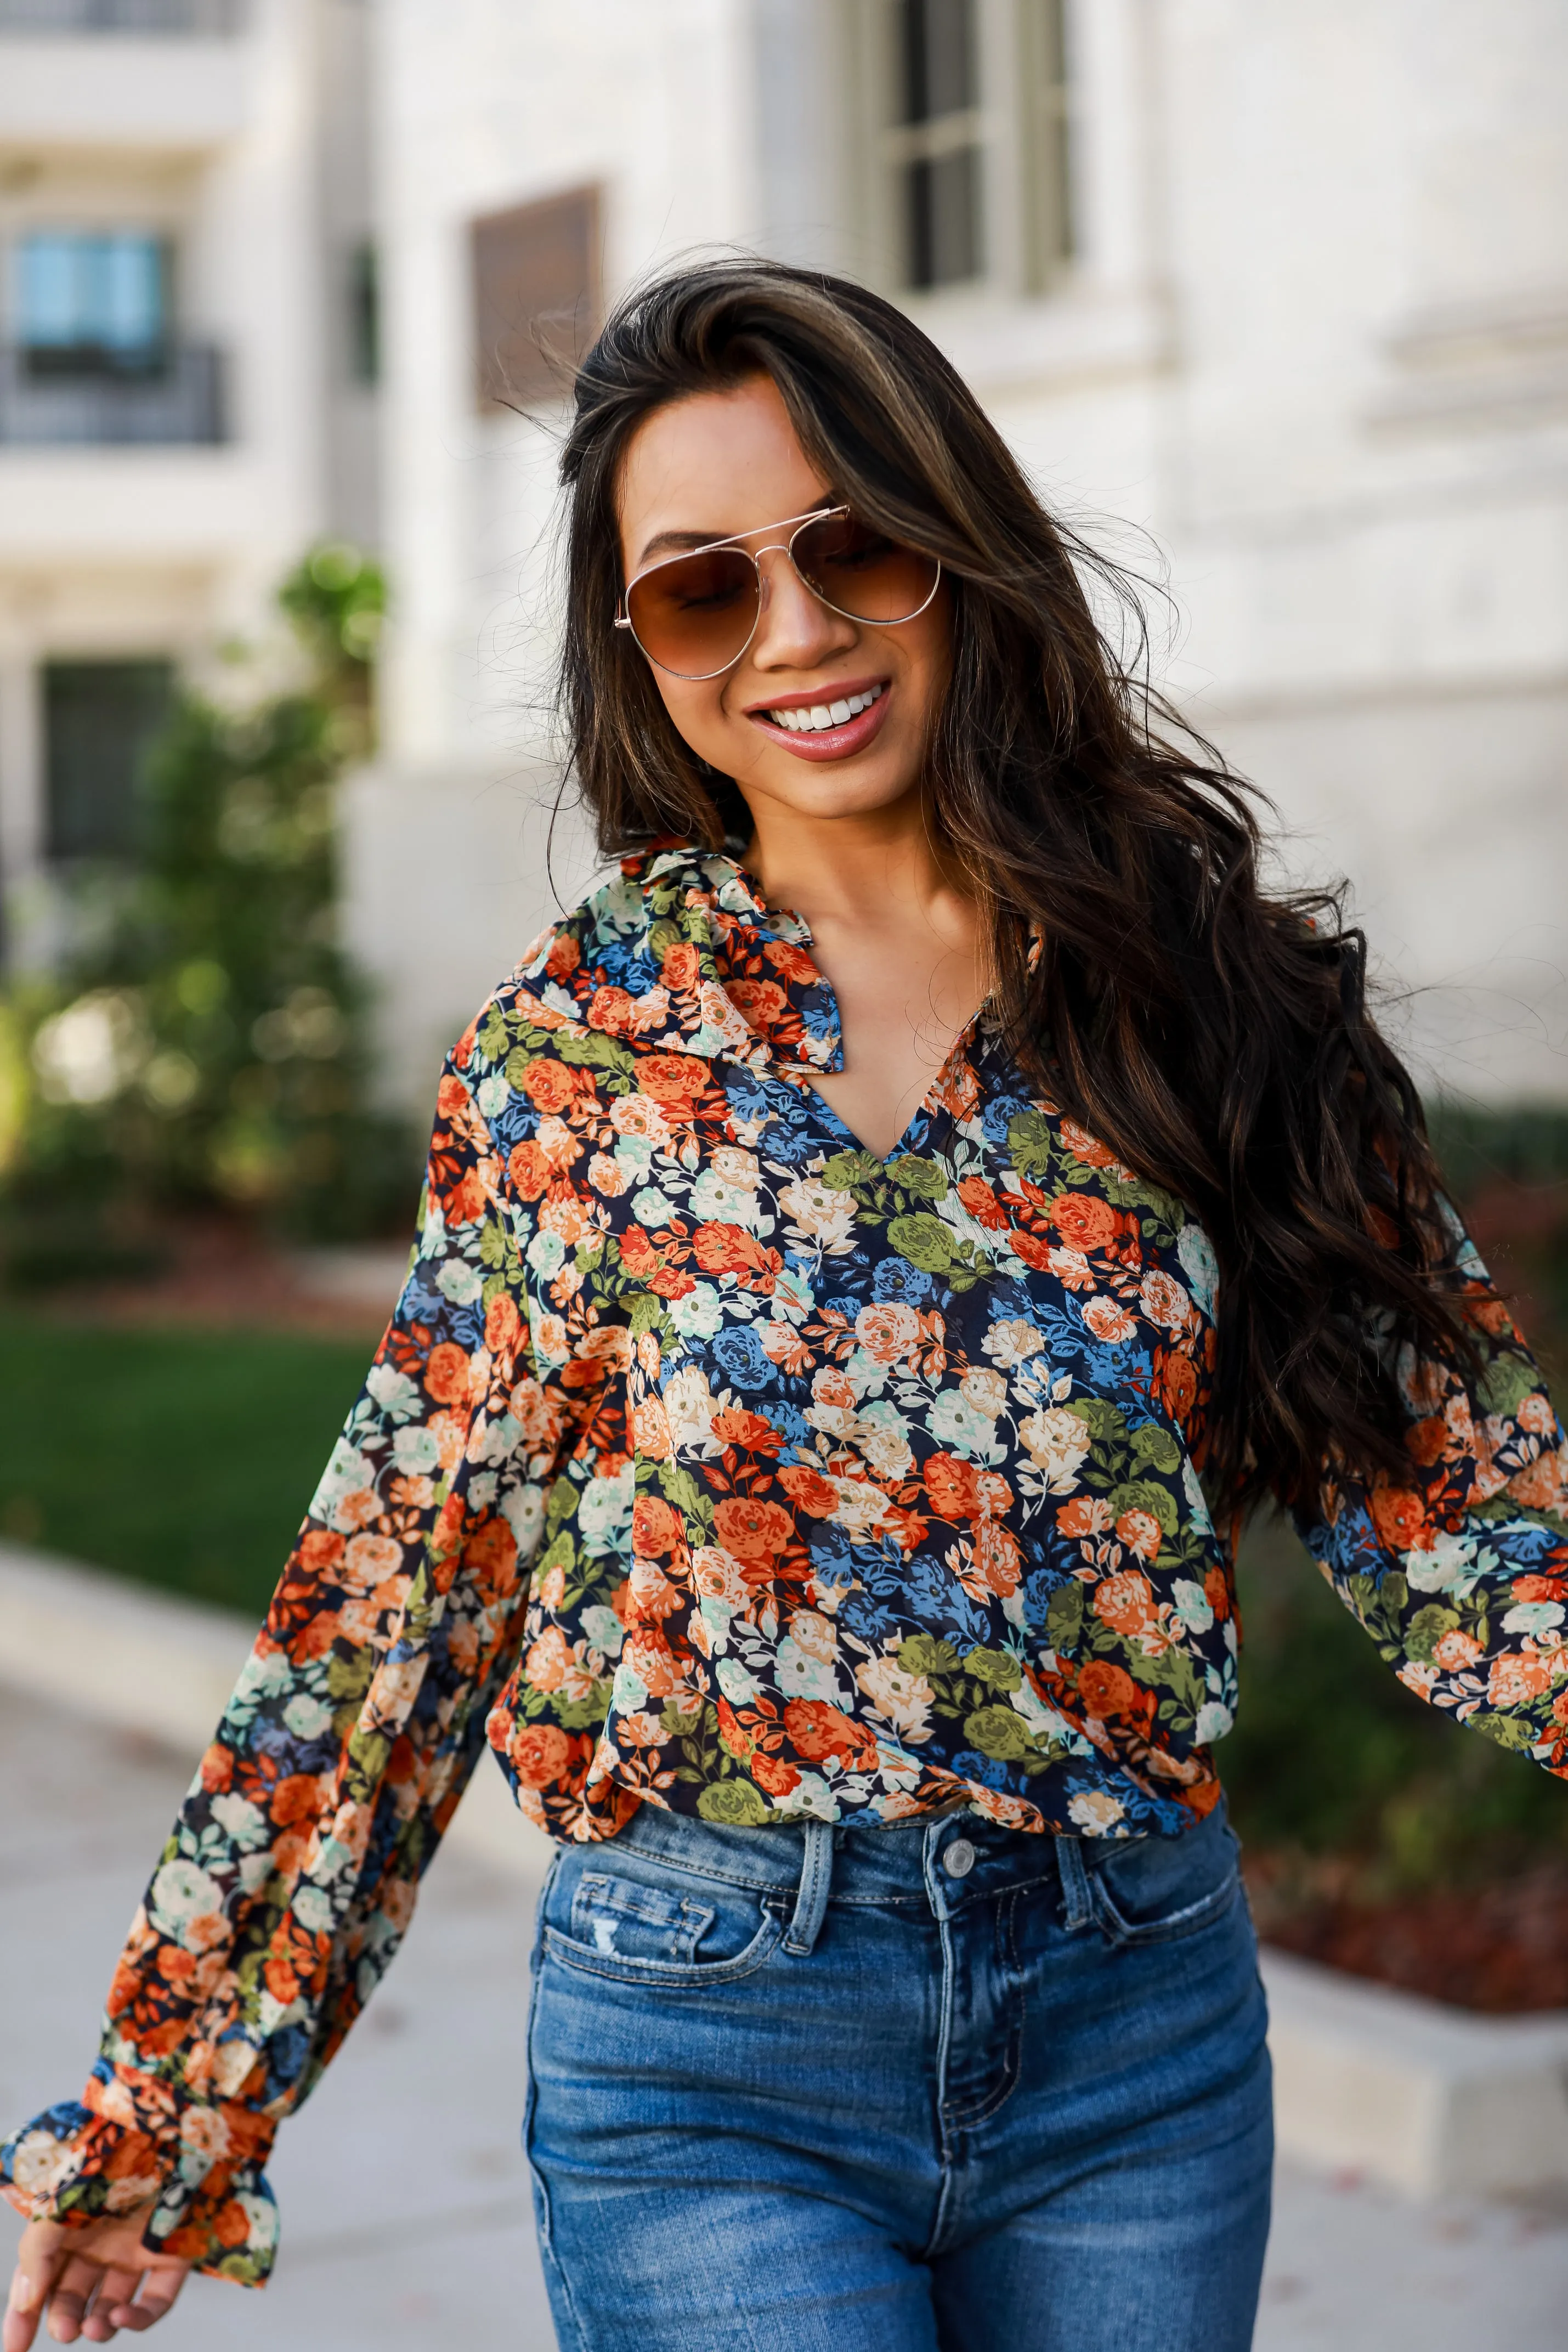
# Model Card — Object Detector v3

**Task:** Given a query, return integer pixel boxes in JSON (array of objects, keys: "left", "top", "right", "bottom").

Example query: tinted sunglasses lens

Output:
[
  {"left": 625, "top": 549, "right": 760, "bottom": 675},
  {"left": 793, "top": 513, "right": 939, "bottom": 624}
]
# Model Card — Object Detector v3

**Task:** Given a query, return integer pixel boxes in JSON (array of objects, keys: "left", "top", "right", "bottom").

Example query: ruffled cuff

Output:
[{"left": 2, "top": 2095, "right": 279, "bottom": 2287}]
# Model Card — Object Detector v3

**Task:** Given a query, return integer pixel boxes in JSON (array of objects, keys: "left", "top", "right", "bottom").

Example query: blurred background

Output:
[{"left": 2, "top": 0, "right": 1568, "bottom": 2247}]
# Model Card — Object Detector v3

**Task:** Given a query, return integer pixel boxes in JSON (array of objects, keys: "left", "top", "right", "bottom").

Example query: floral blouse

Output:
[{"left": 6, "top": 846, "right": 1567, "bottom": 2285}]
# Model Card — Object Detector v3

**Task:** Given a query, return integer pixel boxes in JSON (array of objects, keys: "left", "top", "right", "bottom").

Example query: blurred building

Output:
[
  {"left": 0, "top": 0, "right": 376, "bottom": 966},
  {"left": 3, "top": 1, "right": 1566, "bottom": 1115}
]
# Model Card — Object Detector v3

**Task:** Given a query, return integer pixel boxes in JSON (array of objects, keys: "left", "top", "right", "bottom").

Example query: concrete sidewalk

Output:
[{"left": 5, "top": 1685, "right": 1568, "bottom": 2349}]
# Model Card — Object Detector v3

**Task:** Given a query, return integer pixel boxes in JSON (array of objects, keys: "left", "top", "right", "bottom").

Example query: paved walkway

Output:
[{"left": 5, "top": 1687, "right": 1567, "bottom": 2349}]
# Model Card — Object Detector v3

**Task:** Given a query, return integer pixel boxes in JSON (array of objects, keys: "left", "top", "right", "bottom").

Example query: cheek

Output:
[{"left": 652, "top": 677, "right": 737, "bottom": 761}]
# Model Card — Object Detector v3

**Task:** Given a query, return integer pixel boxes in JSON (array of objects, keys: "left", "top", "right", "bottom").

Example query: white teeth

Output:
[{"left": 765, "top": 683, "right": 884, "bottom": 733}]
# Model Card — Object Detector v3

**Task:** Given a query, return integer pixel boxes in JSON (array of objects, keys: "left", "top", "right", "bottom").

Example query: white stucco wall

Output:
[{"left": 348, "top": 0, "right": 1568, "bottom": 1113}]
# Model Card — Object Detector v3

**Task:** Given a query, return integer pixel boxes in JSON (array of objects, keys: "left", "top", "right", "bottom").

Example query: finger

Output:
[
  {"left": 99, "top": 2267, "right": 188, "bottom": 2338},
  {"left": 42, "top": 2255, "right": 103, "bottom": 2345},
  {"left": 5, "top": 2242, "right": 68, "bottom": 2352},
  {"left": 77, "top": 2270, "right": 139, "bottom": 2347}
]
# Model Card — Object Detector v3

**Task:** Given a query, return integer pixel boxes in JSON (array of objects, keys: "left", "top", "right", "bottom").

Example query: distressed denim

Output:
[{"left": 525, "top": 1800, "right": 1272, "bottom": 2350}]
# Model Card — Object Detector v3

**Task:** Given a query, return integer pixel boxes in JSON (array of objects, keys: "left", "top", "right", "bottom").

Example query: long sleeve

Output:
[
  {"left": 1, "top": 1045, "right": 565, "bottom": 2285},
  {"left": 1290, "top": 1200, "right": 1568, "bottom": 1771}
]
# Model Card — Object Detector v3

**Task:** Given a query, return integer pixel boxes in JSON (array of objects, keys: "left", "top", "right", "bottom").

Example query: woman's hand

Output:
[{"left": 4, "top": 2214, "right": 190, "bottom": 2348}]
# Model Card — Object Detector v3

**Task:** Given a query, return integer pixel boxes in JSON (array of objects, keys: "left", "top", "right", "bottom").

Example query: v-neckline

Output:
[{"left": 775, "top": 1008, "right": 987, "bottom": 1170}]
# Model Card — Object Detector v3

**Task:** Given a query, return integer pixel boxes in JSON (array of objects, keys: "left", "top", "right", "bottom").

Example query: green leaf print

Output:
[
  {"left": 822, "top": 1149, "right": 884, "bottom": 1192},
  {"left": 899, "top": 1634, "right": 960, "bottom": 1675},
  {"left": 963, "top": 1704, "right": 1037, "bottom": 1762},
  {"left": 1130, "top": 1423, "right": 1182, "bottom": 1473},
  {"left": 554, "top": 1030, "right": 636, "bottom": 1075},
  {"left": 326, "top": 1651, "right": 375, "bottom": 1703},
  {"left": 1108, "top": 1478, "right": 1179, "bottom": 1537},
  {"left": 1404, "top": 1604, "right": 1461, "bottom": 1663},
  {"left": 476, "top": 1008, "right": 511, "bottom": 1062},
  {"left": 886, "top": 1213, "right": 955, "bottom": 1272},
  {"left": 1006, "top": 1109, "right": 1058, "bottom": 1179},
  {"left": 1066, "top": 1399, "right": 1128, "bottom": 1442},
  {"left": 535, "top": 1528, "right": 576, "bottom": 1585},
  {"left": 964, "top": 1647, "right": 1023, "bottom": 1690},
  {"left": 1470, "top": 1712, "right": 1538, "bottom": 1752},
  {"left": 659, "top": 1462, "right": 706, "bottom": 1517},
  {"left": 697, "top": 1780, "right": 771, "bottom": 1825},
  {"left": 1044, "top": 1581, "right": 1085, "bottom": 1652},
  {"left": 1479, "top": 1350, "right": 1541, "bottom": 1420},
  {"left": 886, "top": 1155, "right": 948, "bottom": 1201},
  {"left": 627, "top": 1290, "right": 667, "bottom": 1337}
]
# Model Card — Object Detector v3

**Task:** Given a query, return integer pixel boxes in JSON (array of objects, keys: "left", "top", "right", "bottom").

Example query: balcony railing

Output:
[
  {"left": 0, "top": 0, "right": 241, "bottom": 30},
  {"left": 0, "top": 344, "right": 227, "bottom": 445}
]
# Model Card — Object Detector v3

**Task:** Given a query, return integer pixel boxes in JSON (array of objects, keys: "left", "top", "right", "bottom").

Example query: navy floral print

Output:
[{"left": 5, "top": 846, "right": 1565, "bottom": 2283}]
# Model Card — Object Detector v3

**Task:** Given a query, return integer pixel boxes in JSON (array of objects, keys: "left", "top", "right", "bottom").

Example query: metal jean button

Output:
[{"left": 942, "top": 1837, "right": 976, "bottom": 1880}]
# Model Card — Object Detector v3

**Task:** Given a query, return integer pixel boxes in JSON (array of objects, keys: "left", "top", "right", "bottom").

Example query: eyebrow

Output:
[
  {"left": 636, "top": 527, "right": 722, "bottom": 564},
  {"left": 635, "top": 493, "right": 845, "bottom": 569}
]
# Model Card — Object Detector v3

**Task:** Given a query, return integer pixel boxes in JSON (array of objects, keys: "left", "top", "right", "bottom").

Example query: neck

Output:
[{"left": 740, "top": 790, "right": 970, "bottom": 931}]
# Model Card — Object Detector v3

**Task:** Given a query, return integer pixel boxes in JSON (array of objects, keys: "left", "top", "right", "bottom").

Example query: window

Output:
[
  {"left": 0, "top": 1, "right": 241, "bottom": 26},
  {"left": 44, "top": 659, "right": 173, "bottom": 862},
  {"left": 471, "top": 185, "right": 601, "bottom": 411},
  {"left": 16, "top": 230, "right": 169, "bottom": 377},
  {"left": 892, "top": 0, "right": 984, "bottom": 290},
  {"left": 347, "top": 239, "right": 379, "bottom": 387},
  {"left": 853, "top": 0, "right": 1072, "bottom": 299}
]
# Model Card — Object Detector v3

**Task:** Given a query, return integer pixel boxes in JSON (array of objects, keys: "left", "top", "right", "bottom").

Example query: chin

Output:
[{"left": 744, "top": 750, "right": 922, "bottom": 821}]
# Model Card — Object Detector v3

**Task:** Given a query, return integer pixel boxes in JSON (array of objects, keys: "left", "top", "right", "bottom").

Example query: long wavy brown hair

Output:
[{"left": 557, "top": 257, "right": 1472, "bottom": 1516}]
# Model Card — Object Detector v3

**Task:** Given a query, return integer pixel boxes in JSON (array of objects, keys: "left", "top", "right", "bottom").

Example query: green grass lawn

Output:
[{"left": 0, "top": 1313, "right": 373, "bottom": 1618}]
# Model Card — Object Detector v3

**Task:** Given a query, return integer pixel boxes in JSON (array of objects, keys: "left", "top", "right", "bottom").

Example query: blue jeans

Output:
[{"left": 525, "top": 1800, "right": 1272, "bottom": 2351}]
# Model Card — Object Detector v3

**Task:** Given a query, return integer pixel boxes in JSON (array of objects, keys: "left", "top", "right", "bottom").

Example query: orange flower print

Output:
[
  {"left": 1094, "top": 1570, "right": 1158, "bottom": 1636},
  {"left": 424, "top": 1341, "right": 472, "bottom": 1405},
  {"left": 712, "top": 1497, "right": 794, "bottom": 1563},
  {"left": 924, "top": 1452, "right": 982, "bottom": 1520},
  {"left": 1083, "top": 1297, "right": 1137, "bottom": 1345},
  {"left": 508, "top": 1723, "right": 574, "bottom": 1788},
  {"left": 1057, "top": 1495, "right": 1113, "bottom": 1540},
  {"left": 16, "top": 845, "right": 1567, "bottom": 2296},
  {"left": 1370, "top": 1486, "right": 1430, "bottom": 1553},
  {"left": 1114, "top": 1509, "right": 1164, "bottom": 1563},
  {"left": 1048, "top": 1194, "right": 1118, "bottom": 1252},
  {"left": 516, "top": 1058, "right": 577, "bottom": 1113},
  {"left": 1075, "top": 1659, "right": 1137, "bottom": 1717},
  {"left": 1487, "top": 1650, "right": 1555, "bottom": 1708},
  {"left": 778, "top": 1465, "right": 841, "bottom": 1517},
  {"left": 638, "top": 1053, "right": 709, "bottom": 1106}
]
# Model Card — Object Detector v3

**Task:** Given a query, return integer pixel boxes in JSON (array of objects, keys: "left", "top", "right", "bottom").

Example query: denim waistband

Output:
[{"left": 598, "top": 1801, "right": 1154, "bottom": 1956}]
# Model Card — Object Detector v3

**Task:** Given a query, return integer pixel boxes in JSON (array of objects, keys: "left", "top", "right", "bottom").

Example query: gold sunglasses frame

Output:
[{"left": 613, "top": 502, "right": 943, "bottom": 680}]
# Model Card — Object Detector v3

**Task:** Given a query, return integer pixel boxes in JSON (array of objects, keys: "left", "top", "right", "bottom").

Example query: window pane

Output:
[
  {"left": 44, "top": 660, "right": 174, "bottom": 862},
  {"left": 18, "top": 236, "right": 81, "bottom": 345},
  {"left": 901, "top": 0, "right": 977, "bottom": 125},
  {"left": 908, "top": 147, "right": 982, "bottom": 289},
  {"left": 348, "top": 240, "right": 379, "bottom": 386},
  {"left": 470, "top": 185, "right": 602, "bottom": 410},
  {"left": 1021, "top": 0, "right": 1073, "bottom": 285},
  {"left": 17, "top": 231, "right": 167, "bottom": 357}
]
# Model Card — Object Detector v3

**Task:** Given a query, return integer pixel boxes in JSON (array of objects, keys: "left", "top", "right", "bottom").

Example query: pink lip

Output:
[{"left": 748, "top": 686, "right": 892, "bottom": 763}]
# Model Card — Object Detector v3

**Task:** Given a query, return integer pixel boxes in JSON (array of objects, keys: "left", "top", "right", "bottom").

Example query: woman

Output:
[{"left": 6, "top": 260, "right": 1567, "bottom": 2352}]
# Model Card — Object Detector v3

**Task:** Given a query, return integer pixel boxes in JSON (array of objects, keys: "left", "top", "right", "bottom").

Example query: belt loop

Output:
[
  {"left": 784, "top": 1819, "right": 834, "bottom": 1956},
  {"left": 1055, "top": 1832, "right": 1093, "bottom": 1932}
]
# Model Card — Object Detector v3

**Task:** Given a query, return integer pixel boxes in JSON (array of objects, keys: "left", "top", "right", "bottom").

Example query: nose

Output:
[{"left": 749, "top": 544, "right": 858, "bottom": 672}]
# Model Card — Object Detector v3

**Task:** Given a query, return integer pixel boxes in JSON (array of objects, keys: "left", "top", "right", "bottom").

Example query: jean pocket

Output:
[
  {"left": 1086, "top": 1815, "right": 1241, "bottom": 1948},
  {"left": 568, "top": 1871, "right": 716, "bottom": 1963},
  {"left": 542, "top": 1858, "right": 786, "bottom": 1989}
]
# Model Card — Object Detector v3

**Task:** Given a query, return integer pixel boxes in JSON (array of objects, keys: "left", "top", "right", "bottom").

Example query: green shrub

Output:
[{"left": 0, "top": 547, "right": 417, "bottom": 1279}]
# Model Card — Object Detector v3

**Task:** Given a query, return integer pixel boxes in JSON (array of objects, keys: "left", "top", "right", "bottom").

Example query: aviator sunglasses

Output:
[{"left": 614, "top": 503, "right": 942, "bottom": 680}]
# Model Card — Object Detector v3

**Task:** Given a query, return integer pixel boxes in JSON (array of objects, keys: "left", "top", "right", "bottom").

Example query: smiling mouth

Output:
[{"left": 754, "top": 682, "right": 885, "bottom": 733}]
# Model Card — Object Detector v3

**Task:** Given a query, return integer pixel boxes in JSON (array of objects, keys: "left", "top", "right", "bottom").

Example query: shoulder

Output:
[{"left": 442, "top": 851, "right": 672, "bottom": 1089}]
